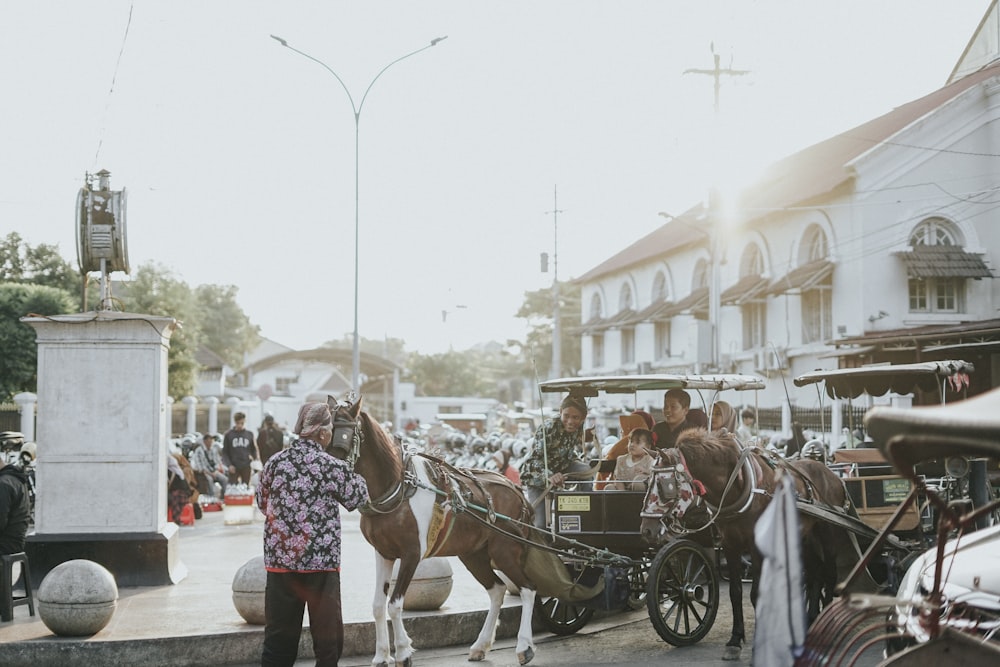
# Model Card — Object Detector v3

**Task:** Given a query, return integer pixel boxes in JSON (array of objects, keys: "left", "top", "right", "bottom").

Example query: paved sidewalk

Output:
[{"left": 0, "top": 509, "right": 533, "bottom": 666}]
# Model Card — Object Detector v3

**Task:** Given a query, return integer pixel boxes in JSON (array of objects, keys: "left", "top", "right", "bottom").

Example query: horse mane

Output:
[
  {"left": 674, "top": 428, "right": 740, "bottom": 472},
  {"left": 357, "top": 408, "right": 404, "bottom": 480}
]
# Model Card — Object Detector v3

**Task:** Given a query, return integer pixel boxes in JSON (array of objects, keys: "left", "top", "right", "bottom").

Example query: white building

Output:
[{"left": 573, "top": 5, "right": 1000, "bottom": 420}]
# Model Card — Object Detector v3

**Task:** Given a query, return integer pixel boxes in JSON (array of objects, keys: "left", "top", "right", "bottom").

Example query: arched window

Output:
[
  {"left": 651, "top": 271, "right": 668, "bottom": 302},
  {"left": 693, "top": 259, "right": 709, "bottom": 289},
  {"left": 910, "top": 217, "right": 958, "bottom": 247},
  {"left": 738, "top": 245, "right": 766, "bottom": 350},
  {"left": 619, "top": 283, "right": 633, "bottom": 312},
  {"left": 589, "top": 293, "right": 603, "bottom": 321},
  {"left": 801, "top": 225, "right": 832, "bottom": 343},
  {"left": 902, "top": 217, "right": 988, "bottom": 314}
]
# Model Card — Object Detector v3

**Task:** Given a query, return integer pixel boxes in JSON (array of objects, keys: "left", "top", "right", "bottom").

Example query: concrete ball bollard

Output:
[
  {"left": 37, "top": 559, "right": 118, "bottom": 636},
  {"left": 232, "top": 555, "right": 267, "bottom": 625},
  {"left": 390, "top": 557, "right": 454, "bottom": 611}
]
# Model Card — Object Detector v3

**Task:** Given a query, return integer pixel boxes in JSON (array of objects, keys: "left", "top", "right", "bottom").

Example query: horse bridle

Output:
[
  {"left": 329, "top": 398, "right": 361, "bottom": 470},
  {"left": 642, "top": 446, "right": 759, "bottom": 535}
]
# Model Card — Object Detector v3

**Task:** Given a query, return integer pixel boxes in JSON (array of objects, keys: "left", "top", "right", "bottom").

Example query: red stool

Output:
[{"left": 179, "top": 503, "right": 196, "bottom": 526}]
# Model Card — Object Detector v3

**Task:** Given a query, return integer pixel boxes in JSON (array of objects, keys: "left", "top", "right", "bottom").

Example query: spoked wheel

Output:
[
  {"left": 626, "top": 559, "right": 649, "bottom": 611},
  {"left": 534, "top": 595, "right": 595, "bottom": 635},
  {"left": 645, "top": 539, "right": 719, "bottom": 646}
]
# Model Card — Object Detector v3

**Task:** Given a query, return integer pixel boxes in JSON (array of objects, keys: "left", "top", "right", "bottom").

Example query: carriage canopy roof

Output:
[
  {"left": 539, "top": 374, "right": 766, "bottom": 397},
  {"left": 792, "top": 360, "right": 974, "bottom": 400}
]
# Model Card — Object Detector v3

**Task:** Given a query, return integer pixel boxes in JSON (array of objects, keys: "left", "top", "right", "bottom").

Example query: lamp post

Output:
[{"left": 271, "top": 34, "right": 447, "bottom": 391}]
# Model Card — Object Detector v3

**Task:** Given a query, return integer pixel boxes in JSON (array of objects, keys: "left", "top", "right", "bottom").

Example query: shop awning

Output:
[
  {"left": 894, "top": 246, "right": 993, "bottom": 279},
  {"left": 660, "top": 286, "right": 709, "bottom": 318},
  {"left": 720, "top": 275, "right": 769, "bottom": 305},
  {"left": 768, "top": 259, "right": 834, "bottom": 295}
]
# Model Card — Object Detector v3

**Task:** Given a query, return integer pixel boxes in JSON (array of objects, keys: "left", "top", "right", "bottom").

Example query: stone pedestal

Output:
[
  {"left": 21, "top": 311, "right": 185, "bottom": 586},
  {"left": 37, "top": 559, "right": 118, "bottom": 636},
  {"left": 232, "top": 555, "right": 266, "bottom": 625},
  {"left": 391, "top": 557, "right": 454, "bottom": 610}
]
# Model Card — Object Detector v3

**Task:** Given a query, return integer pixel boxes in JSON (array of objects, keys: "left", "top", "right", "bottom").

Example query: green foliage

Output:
[
  {"left": 120, "top": 262, "right": 201, "bottom": 398},
  {"left": 404, "top": 344, "right": 528, "bottom": 403},
  {"left": 0, "top": 232, "right": 83, "bottom": 306},
  {"left": 0, "top": 283, "right": 75, "bottom": 400},
  {"left": 194, "top": 284, "right": 260, "bottom": 370},
  {"left": 515, "top": 280, "right": 581, "bottom": 378}
]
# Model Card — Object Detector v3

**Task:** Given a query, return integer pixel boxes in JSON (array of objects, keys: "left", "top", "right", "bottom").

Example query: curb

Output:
[{"left": 0, "top": 605, "right": 527, "bottom": 667}]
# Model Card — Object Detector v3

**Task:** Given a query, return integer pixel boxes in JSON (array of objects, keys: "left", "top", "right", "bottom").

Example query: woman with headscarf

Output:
[
  {"left": 255, "top": 402, "right": 370, "bottom": 667},
  {"left": 710, "top": 400, "right": 740, "bottom": 443},
  {"left": 520, "top": 393, "right": 595, "bottom": 529}
]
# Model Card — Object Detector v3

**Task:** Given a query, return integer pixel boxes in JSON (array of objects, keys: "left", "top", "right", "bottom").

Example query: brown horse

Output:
[
  {"left": 639, "top": 429, "right": 848, "bottom": 661},
  {"left": 327, "top": 396, "right": 541, "bottom": 666}
]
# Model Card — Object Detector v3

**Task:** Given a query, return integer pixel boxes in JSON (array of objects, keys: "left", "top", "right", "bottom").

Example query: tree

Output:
[
  {"left": 0, "top": 232, "right": 83, "bottom": 304},
  {"left": 0, "top": 283, "right": 75, "bottom": 400},
  {"left": 194, "top": 284, "right": 260, "bottom": 370},
  {"left": 119, "top": 262, "right": 202, "bottom": 398},
  {"left": 515, "top": 280, "right": 581, "bottom": 378}
]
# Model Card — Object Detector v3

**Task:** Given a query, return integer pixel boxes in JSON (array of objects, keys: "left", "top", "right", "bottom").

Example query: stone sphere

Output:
[
  {"left": 37, "top": 559, "right": 118, "bottom": 636},
  {"left": 232, "top": 555, "right": 267, "bottom": 625},
  {"left": 391, "top": 557, "right": 454, "bottom": 611}
]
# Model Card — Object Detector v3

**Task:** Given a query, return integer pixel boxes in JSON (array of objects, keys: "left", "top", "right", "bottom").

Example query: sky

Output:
[{"left": 0, "top": 1, "right": 992, "bottom": 355}]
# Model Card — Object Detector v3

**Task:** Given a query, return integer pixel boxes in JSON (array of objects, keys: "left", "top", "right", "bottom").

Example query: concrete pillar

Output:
[
  {"left": 205, "top": 396, "right": 220, "bottom": 436},
  {"left": 830, "top": 398, "right": 842, "bottom": 450},
  {"left": 13, "top": 392, "right": 36, "bottom": 442},
  {"left": 165, "top": 396, "right": 174, "bottom": 444},
  {"left": 225, "top": 397, "right": 241, "bottom": 428},
  {"left": 21, "top": 311, "right": 187, "bottom": 586},
  {"left": 182, "top": 396, "right": 198, "bottom": 435}
]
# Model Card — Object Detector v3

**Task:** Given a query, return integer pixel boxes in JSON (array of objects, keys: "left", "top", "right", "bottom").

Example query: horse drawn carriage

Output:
[{"left": 795, "top": 382, "right": 1000, "bottom": 665}]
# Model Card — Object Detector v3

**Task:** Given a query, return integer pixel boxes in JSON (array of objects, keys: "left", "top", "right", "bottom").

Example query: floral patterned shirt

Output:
[
  {"left": 255, "top": 437, "right": 369, "bottom": 572},
  {"left": 520, "top": 418, "right": 585, "bottom": 490}
]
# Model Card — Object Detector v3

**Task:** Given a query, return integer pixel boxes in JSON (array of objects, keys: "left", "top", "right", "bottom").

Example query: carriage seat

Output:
[{"left": 866, "top": 386, "right": 1000, "bottom": 472}]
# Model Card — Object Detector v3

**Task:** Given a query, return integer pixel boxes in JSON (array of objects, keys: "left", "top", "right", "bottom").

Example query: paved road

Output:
[{"left": 239, "top": 586, "right": 757, "bottom": 667}]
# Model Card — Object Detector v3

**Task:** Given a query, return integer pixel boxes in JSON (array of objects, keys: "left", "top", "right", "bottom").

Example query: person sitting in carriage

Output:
[
  {"left": 652, "top": 388, "right": 699, "bottom": 449},
  {"left": 608, "top": 427, "right": 655, "bottom": 491},
  {"left": 521, "top": 393, "right": 595, "bottom": 529}
]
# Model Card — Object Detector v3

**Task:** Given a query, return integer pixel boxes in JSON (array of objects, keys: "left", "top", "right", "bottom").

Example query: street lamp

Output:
[{"left": 271, "top": 33, "right": 447, "bottom": 391}]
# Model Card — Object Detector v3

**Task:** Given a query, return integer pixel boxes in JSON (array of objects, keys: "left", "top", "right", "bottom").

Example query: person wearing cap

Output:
[
  {"left": 256, "top": 401, "right": 369, "bottom": 667},
  {"left": 189, "top": 433, "right": 228, "bottom": 500},
  {"left": 520, "top": 393, "right": 595, "bottom": 529},
  {"left": 652, "top": 388, "right": 698, "bottom": 450}
]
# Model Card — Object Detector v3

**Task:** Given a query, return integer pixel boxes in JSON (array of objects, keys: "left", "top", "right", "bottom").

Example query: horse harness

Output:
[{"left": 644, "top": 444, "right": 844, "bottom": 536}]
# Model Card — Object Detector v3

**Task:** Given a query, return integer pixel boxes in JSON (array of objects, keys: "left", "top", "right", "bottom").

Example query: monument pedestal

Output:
[{"left": 22, "top": 311, "right": 182, "bottom": 587}]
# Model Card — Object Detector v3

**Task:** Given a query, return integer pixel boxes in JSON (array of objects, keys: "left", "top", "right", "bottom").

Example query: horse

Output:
[
  {"left": 638, "top": 428, "right": 848, "bottom": 661},
  {"left": 327, "top": 396, "right": 541, "bottom": 667}
]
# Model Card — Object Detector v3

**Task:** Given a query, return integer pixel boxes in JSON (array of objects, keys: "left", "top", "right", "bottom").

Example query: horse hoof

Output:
[
  {"left": 518, "top": 647, "right": 535, "bottom": 665},
  {"left": 402, "top": 659, "right": 413, "bottom": 667},
  {"left": 722, "top": 645, "right": 742, "bottom": 661},
  {"left": 468, "top": 650, "right": 485, "bottom": 662}
]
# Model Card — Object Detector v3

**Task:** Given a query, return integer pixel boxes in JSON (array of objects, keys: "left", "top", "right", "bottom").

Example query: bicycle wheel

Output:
[
  {"left": 533, "top": 595, "right": 595, "bottom": 635},
  {"left": 645, "top": 539, "right": 719, "bottom": 646}
]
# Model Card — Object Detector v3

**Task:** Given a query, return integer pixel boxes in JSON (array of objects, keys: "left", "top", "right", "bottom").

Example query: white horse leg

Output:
[
  {"left": 468, "top": 582, "right": 506, "bottom": 661},
  {"left": 371, "top": 557, "right": 394, "bottom": 667},
  {"left": 388, "top": 593, "right": 416, "bottom": 667},
  {"left": 515, "top": 588, "right": 537, "bottom": 665}
]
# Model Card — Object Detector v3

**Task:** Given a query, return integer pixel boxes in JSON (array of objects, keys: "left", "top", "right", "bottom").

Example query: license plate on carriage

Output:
[
  {"left": 557, "top": 515, "right": 582, "bottom": 533},
  {"left": 557, "top": 495, "right": 591, "bottom": 511}
]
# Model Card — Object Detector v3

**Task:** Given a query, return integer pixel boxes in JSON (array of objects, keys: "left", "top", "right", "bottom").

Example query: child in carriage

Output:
[{"left": 608, "top": 428, "right": 655, "bottom": 491}]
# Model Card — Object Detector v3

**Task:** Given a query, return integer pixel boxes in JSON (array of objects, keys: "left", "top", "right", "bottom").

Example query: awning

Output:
[
  {"left": 633, "top": 299, "right": 676, "bottom": 323},
  {"left": 573, "top": 315, "right": 608, "bottom": 335},
  {"left": 720, "top": 275, "right": 769, "bottom": 305},
  {"left": 660, "top": 286, "right": 709, "bottom": 318},
  {"left": 817, "top": 345, "right": 877, "bottom": 359},
  {"left": 894, "top": 246, "right": 993, "bottom": 279},
  {"left": 573, "top": 309, "right": 638, "bottom": 334},
  {"left": 768, "top": 259, "right": 834, "bottom": 295},
  {"left": 793, "top": 360, "right": 975, "bottom": 399}
]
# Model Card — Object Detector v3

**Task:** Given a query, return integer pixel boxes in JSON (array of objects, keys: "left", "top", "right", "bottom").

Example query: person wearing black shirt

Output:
[{"left": 651, "top": 388, "right": 697, "bottom": 450}]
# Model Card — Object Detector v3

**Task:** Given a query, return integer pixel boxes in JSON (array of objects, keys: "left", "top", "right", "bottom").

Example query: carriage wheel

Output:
[
  {"left": 626, "top": 560, "right": 649, "bottom": 611},
  {"left": 646, "top": 539, "right": 719, "bottom": 646},
  {"left": 533, "top": 596, "right": 595, "bottom": 635}
]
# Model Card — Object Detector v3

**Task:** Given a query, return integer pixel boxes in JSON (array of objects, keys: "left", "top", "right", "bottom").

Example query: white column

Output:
[
  {"left": 205, "top": 396, "right": 220, "bottom": 435},
  {"left": 13, "top": 392, "right": 36, "bottom": 442},
  {"left": 182, "top": 396, "right": 198, "bottom": 435}
]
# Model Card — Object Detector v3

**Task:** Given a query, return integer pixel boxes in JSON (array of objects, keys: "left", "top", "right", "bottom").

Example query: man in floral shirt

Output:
[{"left": 256, "top": 402, "right": 369, "bottom": 667}]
